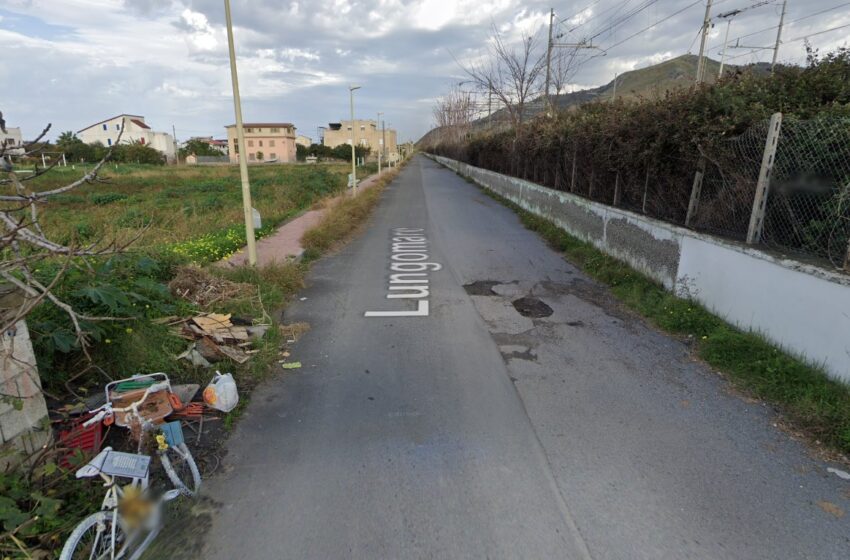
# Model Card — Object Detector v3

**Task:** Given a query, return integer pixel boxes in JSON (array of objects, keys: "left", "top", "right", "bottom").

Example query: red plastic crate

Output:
[{"left": 58, "top": 413, "right": 104, "bottom": 469}]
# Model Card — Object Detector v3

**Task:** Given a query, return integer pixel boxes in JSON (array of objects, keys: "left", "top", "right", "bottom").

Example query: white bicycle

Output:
[
  {"left": 60, "top": 374, "right": 201, "bottom": 560},
  {"left": 60, "top": 447, "right": 180, "bottom": 560}
]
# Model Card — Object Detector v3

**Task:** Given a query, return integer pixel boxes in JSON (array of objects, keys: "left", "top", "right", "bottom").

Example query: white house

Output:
[
  {"left": 77, "top": 114, "right": 176, "bottom": 162},
  {"left": 0, "top": 127, "right": 24, "bottom": 155}
]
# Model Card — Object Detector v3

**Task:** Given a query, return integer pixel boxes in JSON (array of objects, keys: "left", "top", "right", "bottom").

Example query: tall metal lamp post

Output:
[
  {"left": 377, "top": 111, "right": 383, "bottom": 174},
  {"left": 349, "top": 84, "right": 361, "bottom": 192},
  {"left": 224, "top": 0, "right": 257, "bottom": 265}
]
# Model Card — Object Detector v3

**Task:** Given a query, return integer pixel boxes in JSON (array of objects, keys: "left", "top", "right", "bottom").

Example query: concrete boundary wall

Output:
[{"left": 429, "top": 154, "right": 850, "bottom": 384}]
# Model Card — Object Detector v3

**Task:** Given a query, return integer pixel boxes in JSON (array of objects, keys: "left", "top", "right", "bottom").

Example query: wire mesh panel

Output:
[
  {"left": 762, "top": 118, "right": 850, "bottom": 269},
  {"left": 692, "top": 121, "right": 770, "bottom": 240}
]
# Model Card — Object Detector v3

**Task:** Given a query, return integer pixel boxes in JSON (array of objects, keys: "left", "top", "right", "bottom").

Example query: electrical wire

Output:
[
  {"left": 587, "top": 0, "right": 662, "bottom": 42},
  {"left": 724, "top": 21, "right": 850, "bottom": 61},
  {"left": 710, "top": 1, "right": 850, "bottom": 52}
]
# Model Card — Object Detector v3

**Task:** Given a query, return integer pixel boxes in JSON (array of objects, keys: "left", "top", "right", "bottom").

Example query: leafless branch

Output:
[{"left": 458, "top": 25, "right": 547, "bottom": 133}]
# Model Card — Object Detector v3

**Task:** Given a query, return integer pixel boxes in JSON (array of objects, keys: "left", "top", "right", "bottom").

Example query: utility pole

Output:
[
  {"left": 224, "top": 0, "right": 257, "bottom": 266},
  {"left": 612, "top": 73, "right": 618, "bottom": 101},
  {"left": 718, "top": 19, "right": 732, "bottom": 78},
  {"left": 377, "top": 111, "right": 383, "bottom": 174},
  {"left": 695, "top": 0, "right": 714, "bottom": 84},
  {"left": 349, "top": 85, "right": 361, "bottom": 192},
  {"left": 771, "top": 0, "right": 787, "bottom": 73},
  {"left": 381, "top": 118, "right": 387, "bottom": 168},
  {"left": 545, "top": 8, "right": 555, "bottom": 110},
  {"left": 172, "top": 124, "right": 178, "bottom": 164}
]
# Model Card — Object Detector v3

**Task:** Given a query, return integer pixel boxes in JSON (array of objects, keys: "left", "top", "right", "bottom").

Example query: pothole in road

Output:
[
  {"left": 463, "top": 280, "right": 500, "bottom": 296},
  {"left": 512, "top": 296, "right": 553, "bottom": 318}
]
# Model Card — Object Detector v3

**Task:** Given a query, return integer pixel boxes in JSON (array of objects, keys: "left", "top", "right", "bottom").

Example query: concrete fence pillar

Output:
[{"left": 0, "top": 319, "right": 50, "bottom": 468}]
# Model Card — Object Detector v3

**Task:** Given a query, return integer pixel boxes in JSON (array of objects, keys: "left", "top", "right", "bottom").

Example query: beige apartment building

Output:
[
  {"left": 323, "top": 120, "right": 398, "bottom": 160},
  {"left": 225, "top": 122, "right": 297, "bottom": 163}
]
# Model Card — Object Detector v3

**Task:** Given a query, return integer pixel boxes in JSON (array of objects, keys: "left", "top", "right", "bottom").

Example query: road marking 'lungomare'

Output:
[{"left": 364, "top": 228, "right": 441, "bottom": 317}]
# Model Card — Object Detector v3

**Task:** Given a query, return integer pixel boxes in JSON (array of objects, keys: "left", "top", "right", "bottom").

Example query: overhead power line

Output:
[
  {"left": 724, "top": 21, "right": 850, "bottom": 61},
  {"left": 711, "top": 1, "right": 850, "bottom": 52}
]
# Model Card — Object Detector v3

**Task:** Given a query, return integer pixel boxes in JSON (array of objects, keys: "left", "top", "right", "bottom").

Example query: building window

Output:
[
  {"left": 107, "top": 138, "right": 112, "bottom": 146},
  {"left": 270, "top": 153, "right": 277, "bottom": 159},
  {"left": 269, "top": 140, "right": 275, "bottom": 147},
  {"left": 102, "top": 124, "right": 108, "bottom": 131},
  {"left": 346, "top": 126, "right": 352, "bottom": 131},
  {"left": 140, "top": 138, "right": 145, "bottom": 145},
  {"left": 116, "top": 124, "right": 121, "bottom": 130},
  {"left": 270, "top": 127, "right": 280, "bottom": 133},
  {"left": 245, "top": 128, "right": 253, "bottom": 133},
  {"left": 256, "top": 128, "right": 262, "bottom": 133},
  {"left": 248, "top": 140, "right": 254, "bottom": 147},
  {"left": 360, "top": 125, "right": 365, "bottom": 131},
  {"left": 249, "top": 153, "right": 256, "bottom": 161},
  {"left": 258, "top": 140, "right": 263, "bottom": 147}
]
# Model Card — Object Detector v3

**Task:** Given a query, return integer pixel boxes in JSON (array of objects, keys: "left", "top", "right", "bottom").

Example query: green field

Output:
[{"left": 27, "top": 162, "right": 362, "bottom": 261}]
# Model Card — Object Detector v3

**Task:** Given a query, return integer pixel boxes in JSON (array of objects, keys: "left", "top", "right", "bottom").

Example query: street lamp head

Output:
[{"left": 349, "top": 84, "right": 361, "bottom": 91}]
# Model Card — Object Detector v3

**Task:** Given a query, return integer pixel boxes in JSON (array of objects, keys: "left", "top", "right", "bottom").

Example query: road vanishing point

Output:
[{"left": 202, "top": 155, "right": 849, "bottom": 559}]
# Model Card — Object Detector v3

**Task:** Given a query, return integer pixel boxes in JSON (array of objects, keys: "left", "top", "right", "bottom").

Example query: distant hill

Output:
[{"left": 419, "top": 54, "right": 770, "bottom": 145}]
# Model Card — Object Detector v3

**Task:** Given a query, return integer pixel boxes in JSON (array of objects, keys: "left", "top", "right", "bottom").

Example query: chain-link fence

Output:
[
  {"left": 431, "top": 113, "right": 850, "bottom": 272},
  {"left": 691, "top": 116, "right": 850, "bottom": 270},
  {"left": 763, "top": 118, "right": 850, "bottom": 268}
]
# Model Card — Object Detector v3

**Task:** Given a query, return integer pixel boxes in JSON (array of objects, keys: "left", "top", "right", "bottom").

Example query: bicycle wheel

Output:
[
  {"left": 60, "top": 511, "right": 127, "bottom": 560},
  {"left": 160, "top": 442, "right": 201, "bottom": 497}
]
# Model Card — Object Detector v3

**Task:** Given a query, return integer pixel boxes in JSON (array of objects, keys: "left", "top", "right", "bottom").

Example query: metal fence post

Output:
[
  {"left": 613, "top": 172, "right": 622, "bottom": 206},
  {"left": 844, "top": 237, "right": 850, "bottom": 272},
  {"left": 589, "top": 169, "right": 595, "bottom": 198},
  {"left": 570, "top": 147, "right": 577, "bottom": 193},
  {"left": 747, "top": 112, "right": 783, "bottom": 244},
  {"left": 685, "top": 157, "right": 706, "bottom": 227},
  {"left": 642, "top": 168, "right": 650, "bottom": 214}
]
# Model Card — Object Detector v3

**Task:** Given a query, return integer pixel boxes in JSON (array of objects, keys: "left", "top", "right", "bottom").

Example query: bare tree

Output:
[
  {"left": 431, "top": 86, "right": 478, "bottom": 146},
  {"left": 550, "top": 45, "right": 583, "bottom": 98},
  {"left": 1, "top": 115, "right": 132, "bottom": 358},
  {"left": 460, "top": 25, "right": 547, "bottom": 132}
]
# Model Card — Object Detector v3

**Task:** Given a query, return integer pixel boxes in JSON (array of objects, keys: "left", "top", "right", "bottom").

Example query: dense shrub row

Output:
[{"left": 428, "top": 48, "right": 850, "bottom": 226}]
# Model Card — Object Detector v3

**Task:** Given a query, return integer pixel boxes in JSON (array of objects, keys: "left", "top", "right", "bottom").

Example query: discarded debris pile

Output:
[
  {"left": 175, "top": 312, "right": 270, "bottom": 367},
  {"left": 168, "top": 265, "right": 253, "bottom": 308}
]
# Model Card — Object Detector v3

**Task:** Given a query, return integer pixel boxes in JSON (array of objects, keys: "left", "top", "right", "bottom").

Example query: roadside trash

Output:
[
  {"left": 203, "top": 371, "right": 239, "bottom": 412},
  {"left": 279, "top": 322, "right": 310, "bottom": 342},
  {"left": 174, "top": 312, "right": 270, "bottom": 367},
  {"left": 58, "top": 413, "right": 105, "bottom": 468},
  {"left": 827, "top": 467, "right": 850, "bottom": 480},
  {"left": 280, "top": 361, "right": 302, "bottom": 369},
  {"left": 299, "top": 297, "right": 307, "bottom": 301},
  {"left": 168, "top": 266, "right": 253, "bottom": 307}
]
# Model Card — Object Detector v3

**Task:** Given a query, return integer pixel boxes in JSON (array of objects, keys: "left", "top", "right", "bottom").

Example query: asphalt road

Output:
[{"left": 202, "top": 155, "right": 849, "bottom": 559}]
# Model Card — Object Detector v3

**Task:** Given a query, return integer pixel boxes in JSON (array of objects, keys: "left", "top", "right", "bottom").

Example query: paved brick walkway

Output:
[{"left": 220, "top": 173, "right": 382, "bottom": 267}]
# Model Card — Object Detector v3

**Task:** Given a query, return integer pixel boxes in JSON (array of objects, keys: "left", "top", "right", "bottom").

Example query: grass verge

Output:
[
  {"left": 482, "top": 187, "right": 850, "bottom": 457},
  {"left": 301, "top": 164, "right": 406, "bottom": 259}
]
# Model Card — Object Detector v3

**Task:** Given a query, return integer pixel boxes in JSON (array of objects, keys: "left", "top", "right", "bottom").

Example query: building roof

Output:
[
  {"left": 130, "top": 119, "right": 150, "bottom": 130},
  {"left": 77, "top": 114, "right": 145, "bottom": 133},
  {"left": 224, "top": 123, "right": 295, "bottom": 129}
]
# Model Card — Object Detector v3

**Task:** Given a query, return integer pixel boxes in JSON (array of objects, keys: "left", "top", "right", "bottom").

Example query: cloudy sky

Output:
[{"left": 0, "top": 0, "right": 847, "bottom": 144}]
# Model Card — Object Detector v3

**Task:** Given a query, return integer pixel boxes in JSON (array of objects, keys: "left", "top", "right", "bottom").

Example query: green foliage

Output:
[
  {"left": 305, "top": 143, "right": 370, "bottom": 161},
  {"left": 296, "top": 143, "right": 308, "bottom": 161},
  {"left": 113, "top": 141, "right": 165, "bottom": 165},
  {"left": 0, "top": 458, "right": 101, "bottom": 554},
  {"left": 433, "top": 47, "right": 850, "bottom": 225},
  {"left": 88, "top": 192, "right": 128, "bottom": 205},
  {"left": 179, "top": 138, "right": 224, "bottom": 158}
]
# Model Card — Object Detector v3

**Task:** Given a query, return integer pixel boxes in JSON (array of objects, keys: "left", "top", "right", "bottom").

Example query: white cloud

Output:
[{"left": 0, "top": 0, "right": 846, "bottom": 143}]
